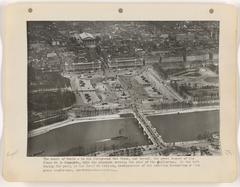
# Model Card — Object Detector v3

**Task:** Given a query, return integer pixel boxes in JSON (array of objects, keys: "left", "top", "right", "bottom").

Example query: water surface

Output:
[
  {"left": 28, "top": 117, "right": 150, "bottom": 156},
  {"left": 148, "top": 110, "right": 219, "bottom": 143}
]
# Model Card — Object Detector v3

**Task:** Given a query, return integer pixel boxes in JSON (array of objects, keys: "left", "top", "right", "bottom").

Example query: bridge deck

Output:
[{"left": 132, "top": 106, "right": 166, "bottom": 148}]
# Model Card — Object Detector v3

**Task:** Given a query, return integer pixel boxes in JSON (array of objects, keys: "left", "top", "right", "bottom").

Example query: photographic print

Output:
[{"left": 27, "top": 21, "right": 220, "bottom": 156}]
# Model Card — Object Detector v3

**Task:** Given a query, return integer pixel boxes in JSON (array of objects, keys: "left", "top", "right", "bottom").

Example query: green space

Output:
[{"left": 28, "top": 90, "right": 76, "bottom": 112}]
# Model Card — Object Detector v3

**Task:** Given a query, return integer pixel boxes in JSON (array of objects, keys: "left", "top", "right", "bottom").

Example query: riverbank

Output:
[
  {"left": 28, "top": 114, "right": 122, "bottom": 138},
  {"left": 144, "top": 105, "right": 219, "bottom": 116},
  {"left": 28, "top": 105, "right": 219, "bottom": 138}
]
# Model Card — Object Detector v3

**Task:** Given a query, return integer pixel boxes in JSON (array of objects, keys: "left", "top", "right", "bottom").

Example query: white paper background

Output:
[{"left": 0, "top": 0, "right": 239, "bottom": 186}]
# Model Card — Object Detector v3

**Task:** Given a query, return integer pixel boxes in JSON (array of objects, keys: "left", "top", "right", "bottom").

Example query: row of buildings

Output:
[{"left": 28, "top": 21, "right": 219, "bottom": 75}]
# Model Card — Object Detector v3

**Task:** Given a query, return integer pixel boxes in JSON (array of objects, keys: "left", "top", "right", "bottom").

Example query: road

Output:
[
  {"left": 68, "top": 74, "right": 84, "bottom": 105},
  {"left": 147, "top": 68, "right": 184, "bottom": 102}
]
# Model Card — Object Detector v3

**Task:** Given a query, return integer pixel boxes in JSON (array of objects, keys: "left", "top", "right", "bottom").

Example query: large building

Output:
[
  {"left": 72, "top": 32, "right": 96, "bottom": 48},
  {"left": 39, "top": 52, "right": 62, "bottom": 72},
  {"left": 108, "top": 57, "right": 144, "bottom": 68},
  {"left": 175, "top": 32, "right": 195, "bottom": 41},
  {"left": 65, "top": 59, "right": 101, "bottom": 72}
]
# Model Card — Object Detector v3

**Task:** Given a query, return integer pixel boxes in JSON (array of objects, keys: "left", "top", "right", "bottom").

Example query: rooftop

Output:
[
  {"left": 47, "top": 52, "right": 57, "bottom": 58},
  {"left": 79, "top": 32, "right": 95, "bottom": 40}
]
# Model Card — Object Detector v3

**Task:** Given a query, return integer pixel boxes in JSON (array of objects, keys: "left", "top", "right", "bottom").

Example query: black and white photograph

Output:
[{"left": 27, "top": 21, "right": 220, "bottom": 157}]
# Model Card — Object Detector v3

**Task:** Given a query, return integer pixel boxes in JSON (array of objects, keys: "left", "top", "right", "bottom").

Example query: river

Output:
[
  {"left": 28, "top": 117, "right": 150, "bottom": 156},
  {"left": 28, "top": 110, "right": 219, "bottom": 156},
  {"left": 147, "top": 110, "right": 219, "bottom": 143}
]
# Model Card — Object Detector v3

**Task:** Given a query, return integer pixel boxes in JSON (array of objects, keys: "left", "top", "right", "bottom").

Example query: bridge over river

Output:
[{"left": 131, "top": 104, "right": 166, "bottom": 148}]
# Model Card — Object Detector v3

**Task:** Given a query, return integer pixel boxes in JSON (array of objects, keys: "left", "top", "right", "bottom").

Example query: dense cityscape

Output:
[{"left": 27, "top": 21, "right": 220, "bottom": 156}]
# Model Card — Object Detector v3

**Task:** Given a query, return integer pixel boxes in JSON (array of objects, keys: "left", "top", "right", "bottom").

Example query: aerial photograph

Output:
[{"left": 27, "top": 21, "right": 220, "bottom": 156}]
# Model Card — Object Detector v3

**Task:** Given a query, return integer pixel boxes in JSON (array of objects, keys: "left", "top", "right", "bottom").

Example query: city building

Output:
[
  {"left": 66, "top": 59, "right": 101, "bottom": 72},
  {"left": 72, "top": 32, "right": 96, "bottom": 48},
  {"left": 108, "top": 57, "right": 144, "bottom": 68},
  {"left": 40, "top": 52, "right": 62, "bottom": 72},
  {"left": 175, "top": 32, "right": 195, "bottom": 41}
]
